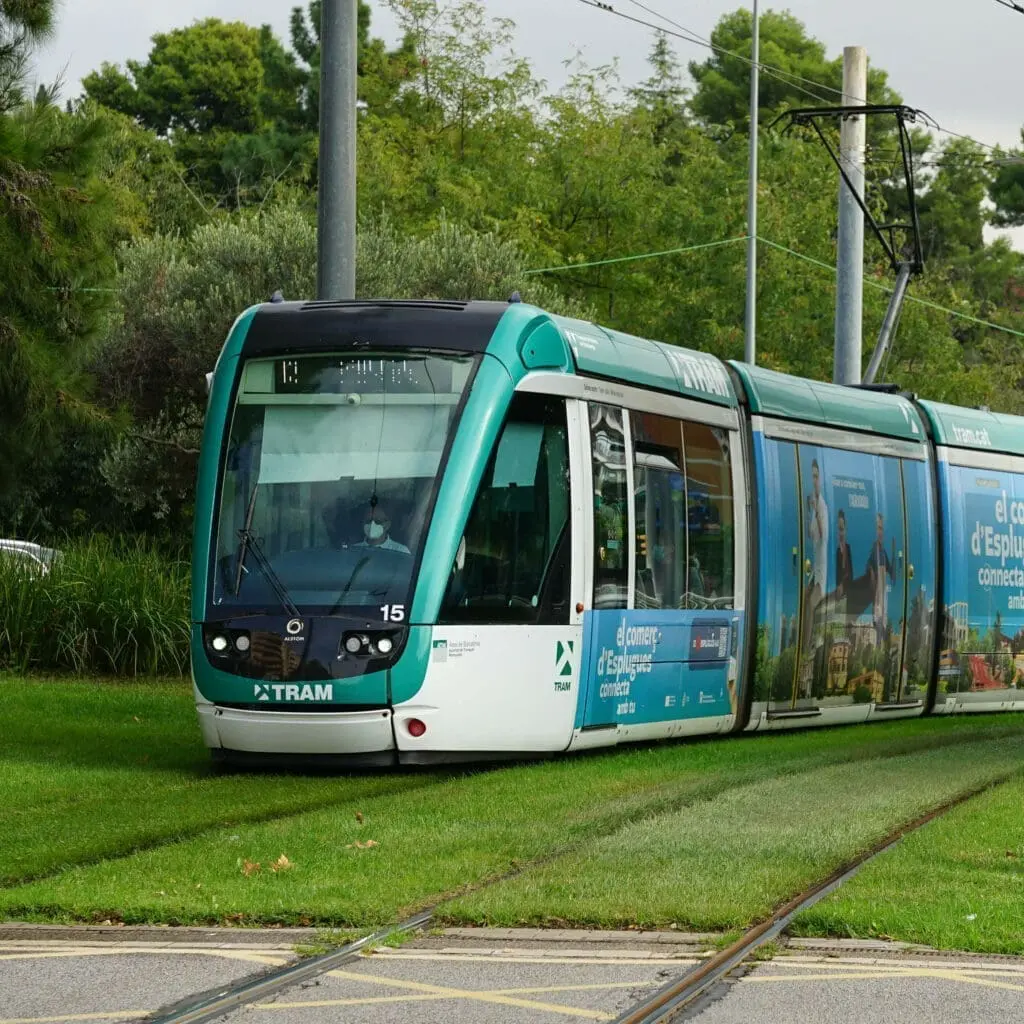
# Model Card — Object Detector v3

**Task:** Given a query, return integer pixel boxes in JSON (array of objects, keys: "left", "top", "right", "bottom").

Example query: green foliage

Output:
[
  {"left": 82, "top": 18, "right": 309, "bottom": 204},
  {"left": 90, "top": 202, "right": 589, "bottom": 530},
  {"left": 0, "top": 538, "right": 190, "bottom": 676},
  {"left": 8, "top": 0, "right": 1023, "bottom": 545},
  {"left": 0, "top": 0, "right": 54, "bottom": 112},
  {"left": 689, "top": 9, "right": 898, "bottom": 130},
  {"left": 0, "top": 98, "right": 126, "bottom": 505}
]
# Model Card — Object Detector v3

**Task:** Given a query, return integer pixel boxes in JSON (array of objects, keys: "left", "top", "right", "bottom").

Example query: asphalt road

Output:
[{"left": 1, "top": 930, "right": 1023, "bottom": 1023}]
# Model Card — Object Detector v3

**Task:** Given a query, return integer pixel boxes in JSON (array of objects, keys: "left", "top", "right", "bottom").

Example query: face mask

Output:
[{"left": 364, "top": 520, "right": 386, "bottom": 541}]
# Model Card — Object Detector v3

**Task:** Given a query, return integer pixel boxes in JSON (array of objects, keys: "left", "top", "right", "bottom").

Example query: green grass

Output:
[
  {"left": 443, "top": 740, "right": 1024, "bottom": 931},
  {"left": 4, "top": 684, "right": 1024, "bottom": 927},
  {"left": 793, "top": 775, "right": 1024, "bottom": 954},
  {"left": 0, "top": 677, "right": 440, "bottom": 886},
  {"left": 0, "top": 538, "right": 189, "bottom": 676}
]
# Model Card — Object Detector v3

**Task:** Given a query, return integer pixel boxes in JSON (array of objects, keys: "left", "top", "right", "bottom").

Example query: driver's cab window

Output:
[{"left": 441, "top": 393, "right": 571, "bottom": 624}]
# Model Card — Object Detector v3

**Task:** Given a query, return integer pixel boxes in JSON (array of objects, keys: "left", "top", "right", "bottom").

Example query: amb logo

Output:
[
  {"left": 254, "top": 683, "right": 333, "bottom": 702},
  {"left": 554, "top": 640, "right": 574, "bottom": 691}
]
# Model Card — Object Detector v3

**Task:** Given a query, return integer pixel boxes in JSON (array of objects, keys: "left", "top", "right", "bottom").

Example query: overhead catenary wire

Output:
[
  {"left": 575, "top": 0, "right": 834, "bottom": 106},
  {"left": 523, "top": 235, "right": 748, "bottom": 274},
  {"left": 756, "top": 236, "right": 1024, "bottom": 339},
  {"left": 574, "top": 0, "right": 1010, "bottom": 156},
  {"left": 524, "top": 235, "right": 1024, "bottom": 342}
]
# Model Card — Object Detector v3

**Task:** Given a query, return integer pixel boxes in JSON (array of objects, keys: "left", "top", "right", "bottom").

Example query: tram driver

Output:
[{"left": 356, "top": 504, "right": 411, "bottom": 554}]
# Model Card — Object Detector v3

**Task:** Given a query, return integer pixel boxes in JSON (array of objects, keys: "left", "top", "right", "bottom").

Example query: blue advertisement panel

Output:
[
  {"left": 902, "top": 458, "right": 937, "bottom": 702},
  {"left": 755, "top": 438, "right": 909, "bottom": 709},
  {"left": 939, "top": 464, "right": 1024, "bottom": 704},
  {"left": 752, "top": 436, "right": 802, "bottom": 703},
  {"left": 579, "top": 609, "right": 741, "bottom": 727}
]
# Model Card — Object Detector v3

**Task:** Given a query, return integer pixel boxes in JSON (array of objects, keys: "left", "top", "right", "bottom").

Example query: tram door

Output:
[
  {"left": 768, "top": 442, "right": 908, "bottom": 712},
  {"left": 425, "top": 391, "right": 588, "bottom": 752}
]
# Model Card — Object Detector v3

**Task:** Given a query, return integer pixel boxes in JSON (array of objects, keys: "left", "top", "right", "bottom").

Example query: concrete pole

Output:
[
  {"left": 317, "top": 0, "right": 358, "bottom": 300},
  {"left": 833, "top": 45, "right": 867, "bottom": 384},
  {"left": 743, "top": 0, "right": 760, "bottom": 365}
]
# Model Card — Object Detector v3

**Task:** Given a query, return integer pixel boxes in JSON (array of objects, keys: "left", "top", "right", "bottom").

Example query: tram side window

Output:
[
  {"left": 440, "top": 394, "right": 571, "bottom": 624},
  {"left": 685, "top": 421, "right": 734, "bottom": 609},
  {"left": 591, "top": 404, "right": 629, "bottom": 609},
  {"left": 631, "top": 412, "right": 687, "bottom": 610}
]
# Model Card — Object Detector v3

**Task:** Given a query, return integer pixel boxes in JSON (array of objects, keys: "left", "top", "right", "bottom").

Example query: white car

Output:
[{"left": 0, "top": 540, "right": 61, "bottom": 576}]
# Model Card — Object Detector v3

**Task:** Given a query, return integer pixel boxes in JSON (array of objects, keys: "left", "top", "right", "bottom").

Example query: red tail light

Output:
[{"left": 407, "top": 718, "right": 427, "bottom": 737}]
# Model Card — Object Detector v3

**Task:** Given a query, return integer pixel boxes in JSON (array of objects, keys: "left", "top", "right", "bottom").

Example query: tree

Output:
[
  {"left": 0, "top": 0, "right": 53, "bottom": 113},
  {"left": 689, "top": 9, "right": 898, "bottom": 131},
  {"left": 990, "top": 143, "right": 1024, "bottom": 230},
  {"left": 83, "top": 19, "right": 308, "bottom": 203},
  {"left": 0, "top": 2, "right": 128, "bottom": 517},
  {"left": 93, "top": 204, "right": 590, "bottom": 532},
  {"left": 287, "top": 1, "right": 416, "bottom": 128}
]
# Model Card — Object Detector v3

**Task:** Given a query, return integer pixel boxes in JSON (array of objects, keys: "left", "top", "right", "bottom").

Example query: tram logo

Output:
[
  {"left": 555, "top": 640, "right": 574, "bottom": 691},
  {"left": 285, "top": 619, "right": 304, "bottom": 636},
  {"left": 254, "top": 682, "right": 333, "bottom": 702}
]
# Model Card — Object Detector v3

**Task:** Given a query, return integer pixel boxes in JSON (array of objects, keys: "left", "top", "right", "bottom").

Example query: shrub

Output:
[{"left": 0, "top": 537, "right": 189, "bottom": 677}]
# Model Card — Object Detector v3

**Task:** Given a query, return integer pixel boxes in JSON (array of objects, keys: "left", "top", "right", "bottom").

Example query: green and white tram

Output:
[{"left": 191, "top": 299, "right": 1024, "bottom": 765}]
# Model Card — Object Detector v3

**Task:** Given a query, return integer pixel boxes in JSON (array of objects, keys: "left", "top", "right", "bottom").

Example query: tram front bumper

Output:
[{"left": 196, "top": 702, "right": 395, "bottom": 756}]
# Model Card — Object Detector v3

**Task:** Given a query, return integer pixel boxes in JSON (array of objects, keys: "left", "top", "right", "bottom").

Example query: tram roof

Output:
[
  {"left": 549, "top": 316, "right": 738, "bottom": 407},
  {"left": 728, "top": 362, "right": 926, "bottom": 443},
  {"left": 917, "top": 399, "right": 1024, "bottom": 457}
]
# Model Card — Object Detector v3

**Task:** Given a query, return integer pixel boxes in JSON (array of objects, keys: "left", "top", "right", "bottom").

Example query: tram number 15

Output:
[{"left": 380, "top": 604, "right": 406, "bottom": 622}]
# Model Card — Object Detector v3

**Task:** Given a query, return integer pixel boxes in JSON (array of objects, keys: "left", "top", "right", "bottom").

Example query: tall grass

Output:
[{"left": 0, "top": 538, "right": 190, "bottom": 676}]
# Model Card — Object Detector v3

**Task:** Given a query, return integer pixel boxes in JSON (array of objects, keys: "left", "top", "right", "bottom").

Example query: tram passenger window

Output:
[
  {"left": 631, "top": 413, "right": 687, "bottom": 610},
  {"left": 684, "top": 422, "right": 734, "bottom": 609},
  {"left": 591, "top": 404, "right": 629, "bottom": 609},
  {"left": 440, "top": 394, "right": 571, "bottom": 624}
]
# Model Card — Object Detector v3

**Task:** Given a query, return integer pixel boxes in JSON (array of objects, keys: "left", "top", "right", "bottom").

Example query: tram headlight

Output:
[
  {"left": 344, "top": 634, "right": 365, "bottom": 654},
  {"left": 376, "top": 637, "right": 394, "bottom": 655},
  {"left": 235, "top": 634, "right": 251, "bottom": 653},
  {"left": 211, "top": 635, "right": 229, "bottom": 653}
]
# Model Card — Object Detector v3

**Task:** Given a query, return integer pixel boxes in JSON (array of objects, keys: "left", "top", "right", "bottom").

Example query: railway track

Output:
[{"left": 147, "top": 771, "right": 1016, "bottom": 1024}]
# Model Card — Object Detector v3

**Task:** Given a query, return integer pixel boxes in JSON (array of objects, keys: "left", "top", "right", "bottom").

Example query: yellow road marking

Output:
[
  {"left": 0, "top": 1014, "right": 148, "bottom": 1023},
  {"left": 0, "top": 949, "right": 286, "bottom": 967},
  {"left": 367, "top": 952, "right": 693, "bottom": 966},
  {"left": 267, "top": 968, "right": 617, "bottom": 1019},
  {"left": 748, "top": 963, "right": 1024, "bottom": 993},
  {"left": 254, "top": 979, "right": 658, "bottom": 1010}
]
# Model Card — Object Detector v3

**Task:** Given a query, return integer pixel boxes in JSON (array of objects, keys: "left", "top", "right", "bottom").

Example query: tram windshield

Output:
[{"left": 210, "top": 352, "right": 476, "bottom": 616}]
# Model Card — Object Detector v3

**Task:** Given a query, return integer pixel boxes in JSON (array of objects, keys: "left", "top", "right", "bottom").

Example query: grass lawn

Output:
[
  {"left": 4, "top": 679, "right": 1024, "bottom": 928},
  {"left": 0, "top": 675, "right": 442, "bottom": 885},
  {"left": 792, "top": 775, "right": 1024, "bottom": 955},
  {"left": 444, "top": 739, "right": 1024, "bottom": 931}
]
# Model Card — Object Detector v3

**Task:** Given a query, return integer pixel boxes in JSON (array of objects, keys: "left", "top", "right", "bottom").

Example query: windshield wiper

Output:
[
  {"left": 231, "top": 483, "right": 300, "bottom": 619},
  {"left": 236, "top": 527, "right": 301, "bottom": 619}
]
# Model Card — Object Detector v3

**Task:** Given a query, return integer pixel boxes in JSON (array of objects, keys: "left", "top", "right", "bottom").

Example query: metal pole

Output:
[
  {"left": 833, "top": 45, "right": 867, "bottom": 384},
  {"left": 317, "top": 0, "right": 357, "bottom": 300},
  {"left": 743, "top": 0, "right": 760, "bottom": 364},
  {"left": 862, "top": 263, "right": 911, "bottom": 385}
]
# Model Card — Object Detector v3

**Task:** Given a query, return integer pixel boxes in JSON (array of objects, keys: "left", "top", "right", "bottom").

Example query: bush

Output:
[{"left": 0, "top": 538, "right": 189, "bottom": 677}]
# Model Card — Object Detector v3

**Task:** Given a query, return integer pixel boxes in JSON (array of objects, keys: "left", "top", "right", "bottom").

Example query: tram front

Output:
[{"left": 192, "top": 299, "right": 524, "bottom": 766}]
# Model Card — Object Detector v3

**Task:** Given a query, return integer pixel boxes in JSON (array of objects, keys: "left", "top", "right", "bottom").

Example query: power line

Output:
[
  {"left": 622, "top": 0, "right": 841, "bottom": 105},
  {"left": 575, "top": 0, "right": 1008, "bottom": 157},
  {"left": 525, "top": 233, "right": 1024, "bottom": 341},
  {"left": 757, "top": 236, "right": 1024, "bottom": 340},
  {"left": 524, "top": 235, "right": 748, "bottom": 274},
  {"left": 994, "top": 0, "right": 1024, "bottom": 14},
  {"left": 575, "top": 0, "right": 833, "bottom": 106}
]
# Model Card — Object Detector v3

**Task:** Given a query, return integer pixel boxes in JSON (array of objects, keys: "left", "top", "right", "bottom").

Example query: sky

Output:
[{"left": 31, "top": 0, "right": 1024, "bottom": 246}]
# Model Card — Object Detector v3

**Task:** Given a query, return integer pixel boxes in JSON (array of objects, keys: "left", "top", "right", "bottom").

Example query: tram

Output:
[{"left": 191, "top": 299, "right": 1024, "bottom": 765}]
